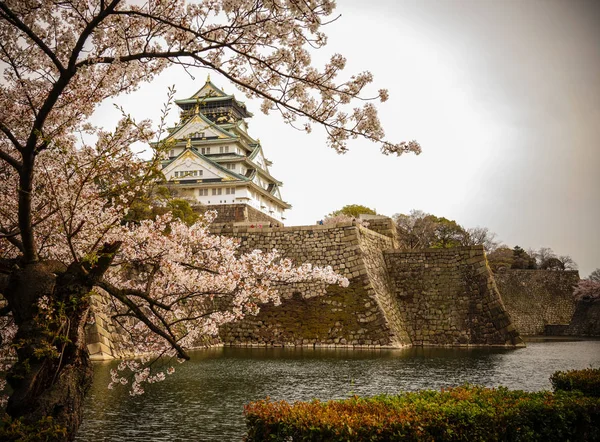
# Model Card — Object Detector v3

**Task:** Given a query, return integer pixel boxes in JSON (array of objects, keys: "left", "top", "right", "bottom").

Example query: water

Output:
[{"left": 77, "top": 339, "right": 600, "bottom": 441}]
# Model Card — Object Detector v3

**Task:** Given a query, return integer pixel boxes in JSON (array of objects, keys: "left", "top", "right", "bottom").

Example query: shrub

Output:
[
  {"left": 551, "top": 368, "right": 600, "bottom": 397},
  {"left": 245, "top": 386, "right": 600, "bottom": 441},
  {"left": 0, "top": 416, "right": 67, "bottom": 441}
]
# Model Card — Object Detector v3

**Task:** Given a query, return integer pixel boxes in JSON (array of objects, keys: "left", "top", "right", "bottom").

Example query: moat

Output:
[{"left": 77, "top": 339, "right": 600, "bottom": 441}]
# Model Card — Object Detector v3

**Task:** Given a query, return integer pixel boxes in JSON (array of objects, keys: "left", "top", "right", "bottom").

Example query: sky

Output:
[{"left": 90, "top": 0, "right": 600, "bottom": 277}]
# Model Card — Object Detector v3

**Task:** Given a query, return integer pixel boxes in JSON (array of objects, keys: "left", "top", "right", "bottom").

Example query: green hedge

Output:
[
  {"left": 551, "top": 368, "right": 600, "bottom": 397},
  {"left": 245, "top": 386, "right": 600, "bottom": 441}
]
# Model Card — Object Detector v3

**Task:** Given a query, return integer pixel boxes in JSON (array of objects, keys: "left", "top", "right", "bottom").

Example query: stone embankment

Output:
[
  {"left": 219, "top": 222, "right": 410, "bottom": 347},
  {"left": 86, "top": 220, "right": 527, "bottom": 359},
  {"left": 86, "top": 289, "right": 137, "bottom": 360},
  {"left": 219, "top": 222, "right": 522, "bottom": 348},
  {"left": 385, "top": 247, "right": 521, "bottom": 346},
  {"left": 564, "top": 299, "right": 600, "bottom": 336},
  {"left": 495, "top": 270, "right": 579, "bottom": 335}
]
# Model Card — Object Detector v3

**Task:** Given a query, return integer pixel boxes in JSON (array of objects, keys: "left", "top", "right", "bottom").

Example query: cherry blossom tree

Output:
[
  {"left": 461, "top": 226, "right": 499, "bottom": 252},
  {"left": 393, "top": 211, "right": 466, "bottom": 249},
  {"left": 0, "top": 0, "right": 419, "bottom": 438},
  {"left": 322, "top": 214, "right": 369, "bottom": 227},
  {"left": 574, "top": 279, "right": 600, "bottom": 302}
]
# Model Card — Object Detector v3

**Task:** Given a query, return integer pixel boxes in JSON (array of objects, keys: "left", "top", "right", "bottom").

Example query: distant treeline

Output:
[{"left": 324, "top": 206, "right": 592, "bottom": 276}]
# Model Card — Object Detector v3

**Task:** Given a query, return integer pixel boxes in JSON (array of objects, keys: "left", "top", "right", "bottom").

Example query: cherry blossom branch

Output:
[
  {"left": 0, "top": 145, "right": 21, "bottom": 171},
  {"left": 99, "top": 281, "right": 190, "bottom": 360},
  {"left": 0, "top": 2, "right": 66, "bottom": 74},
  {"left": 97, "top": 280, "right": 172, "bottom": 312}
]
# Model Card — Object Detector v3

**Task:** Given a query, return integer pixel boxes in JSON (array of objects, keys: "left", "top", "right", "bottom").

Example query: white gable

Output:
[
  {"left": 192, "top": 83, "right": 226, "bottom": 98},
  {"left": 163, "top": 151, "right": 229, "bottom": 181},
  {"left": 253, "top": 150, "right": 269, "bottom": 173},
  {"left": 170, "top": 116, "right": 227, "bottom": 140}
]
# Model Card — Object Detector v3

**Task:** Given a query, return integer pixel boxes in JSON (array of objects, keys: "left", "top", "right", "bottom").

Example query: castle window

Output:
[
  {"left": 202, "top": 147, "right": 211, "bottom": 154},
  {"left": 199, "top": 189, "right": 208, "bottom": 196},
  {"left": 227, "top": 163, "right": 236, "bottom": 170},
  {"left": 169, "top": 149, "right": 175, "bottom": 157},
  {"left": 174, "top": 171, "right": 179, "bottom": 178}
]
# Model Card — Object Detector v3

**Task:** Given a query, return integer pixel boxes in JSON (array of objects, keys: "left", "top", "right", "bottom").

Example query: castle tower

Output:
[{"left": 157, "top": 77, "right": 290, "bottom": 224}]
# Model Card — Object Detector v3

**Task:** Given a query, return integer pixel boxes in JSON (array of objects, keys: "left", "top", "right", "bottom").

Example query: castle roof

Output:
[
  {"left": 175, "top": 76, "right": 252, "bottom": 119},
  {"left": 158, "top": 77, "right": 291, "bottom": 215},
  {"left": 164, "top": 111, "right": 238, "bottom": 142}
]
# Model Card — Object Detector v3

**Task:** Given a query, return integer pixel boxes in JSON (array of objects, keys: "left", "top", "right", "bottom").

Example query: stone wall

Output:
[
  {"left": 193, "top": 203, "right": 281, "bottom": 225},
  {"left": 566, "top": 300, "right": 600, "bottom": 336},
  {"left": 86, "top": 289, "right": 137, "bottom": 360},
  {"left": 357, "top": 215, "right": 399, "bottom": 247},
  {"left": 85, "top": 223, "right": 525, "bottom": 356},
  {"left": 494, "top": 270, "right": 578, "bottom": 335},
  {"left": 219, "top": 229, "right": 521, "bottom": 347},
  {"left": 384, "top": 246, "right": 522, "bottom": 346},
  {"left": 219, "top": 223, "right": 410, "bottom": 347},
  {"left": 547, "top": 299, "right": 600, "bottom": 337}
]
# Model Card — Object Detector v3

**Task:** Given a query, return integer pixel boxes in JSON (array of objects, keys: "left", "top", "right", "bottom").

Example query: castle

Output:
[
  {"left": 85, "top": 82, "right": 588, "bottom": 359},
  {"left": 156, "top": 76, "right": 289, "bottom": 225}
]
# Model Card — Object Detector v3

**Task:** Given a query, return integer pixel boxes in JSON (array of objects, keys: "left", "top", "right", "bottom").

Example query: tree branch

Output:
[
  {"left": 0, "top": 146, "right": 21, "bottom": 171},
  {"left": 96, "top": 280, "right": 171, "bottom": 312},
  {"left": 0, "top": 1, "right": 66, "bottom": 74},
  {"left": 0, "top": 122, "right": 24, "bottom": 159},
  {"left": 98, "top": 280, "right": 189, "bottom": 360}
]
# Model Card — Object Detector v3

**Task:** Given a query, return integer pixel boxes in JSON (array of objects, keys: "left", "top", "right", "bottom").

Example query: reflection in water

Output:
[{"left": 77, "top": 340, "right": 600, "bottom": 441}]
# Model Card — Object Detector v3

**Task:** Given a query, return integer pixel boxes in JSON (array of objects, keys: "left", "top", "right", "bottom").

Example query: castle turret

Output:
[{"left": 157, "top": 77, "right": 290, "bottom": 224}]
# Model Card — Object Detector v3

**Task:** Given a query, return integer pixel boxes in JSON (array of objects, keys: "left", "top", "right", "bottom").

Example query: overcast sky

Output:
[{"left": 90, "top": 0, "right": 600, "bottom": 277}]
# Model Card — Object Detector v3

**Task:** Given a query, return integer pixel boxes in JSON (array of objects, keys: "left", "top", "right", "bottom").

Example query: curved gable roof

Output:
[{"left": 167, "top": 113, "right": 237, "bottom": 141}]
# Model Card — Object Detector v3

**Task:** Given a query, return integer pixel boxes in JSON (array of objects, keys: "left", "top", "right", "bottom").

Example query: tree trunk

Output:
[{"left": 4, "top": 261, "right": 96, "bottom": 440}]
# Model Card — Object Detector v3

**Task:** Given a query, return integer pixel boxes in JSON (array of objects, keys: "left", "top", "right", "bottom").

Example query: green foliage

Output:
[
  {"left": 551, "top": 368, "right": 600, "bottom": 397},
  {"left": 124, "top": 185, "right": 199, "bottom": 226},
  {"left": 0, "top": 416, "right": 67, "bottom": 441},
  {"left": 328, "top": 204, "right": 377, "bottom": 218},
  {"left": 487, "top": 247, "right": 513, "bottom": 272},
  {"left": 541, "top": 257, "right": 566, "bottom": 271},
  {"left": 511, "top": 245, "right": 536, "bottom": 269},
  {"left": 165, "top": 199, "right": 199, "bottom": 226},
  {"left": 245, "top": 385, "right": 600, "bottom": 441},
  {"left": 393, "top": 210, "right": 467, "bottom": 249},
  {"left": 426, "top": 215, "right": 465, "bottom": 249}
]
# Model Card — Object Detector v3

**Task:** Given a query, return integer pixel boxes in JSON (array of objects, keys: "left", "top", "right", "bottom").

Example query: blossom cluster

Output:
[
  {"left": 322, "top": 214, "right": 370, "bottom": 227},
  {"left": 1, "top": 0, "right": 411, "bottom": 399},
  {"left": 1, "top": 119, "right": 347, "bottom": 395},
  {"left": 574, "top": 280, "right": 600, "bottom": 302}
]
